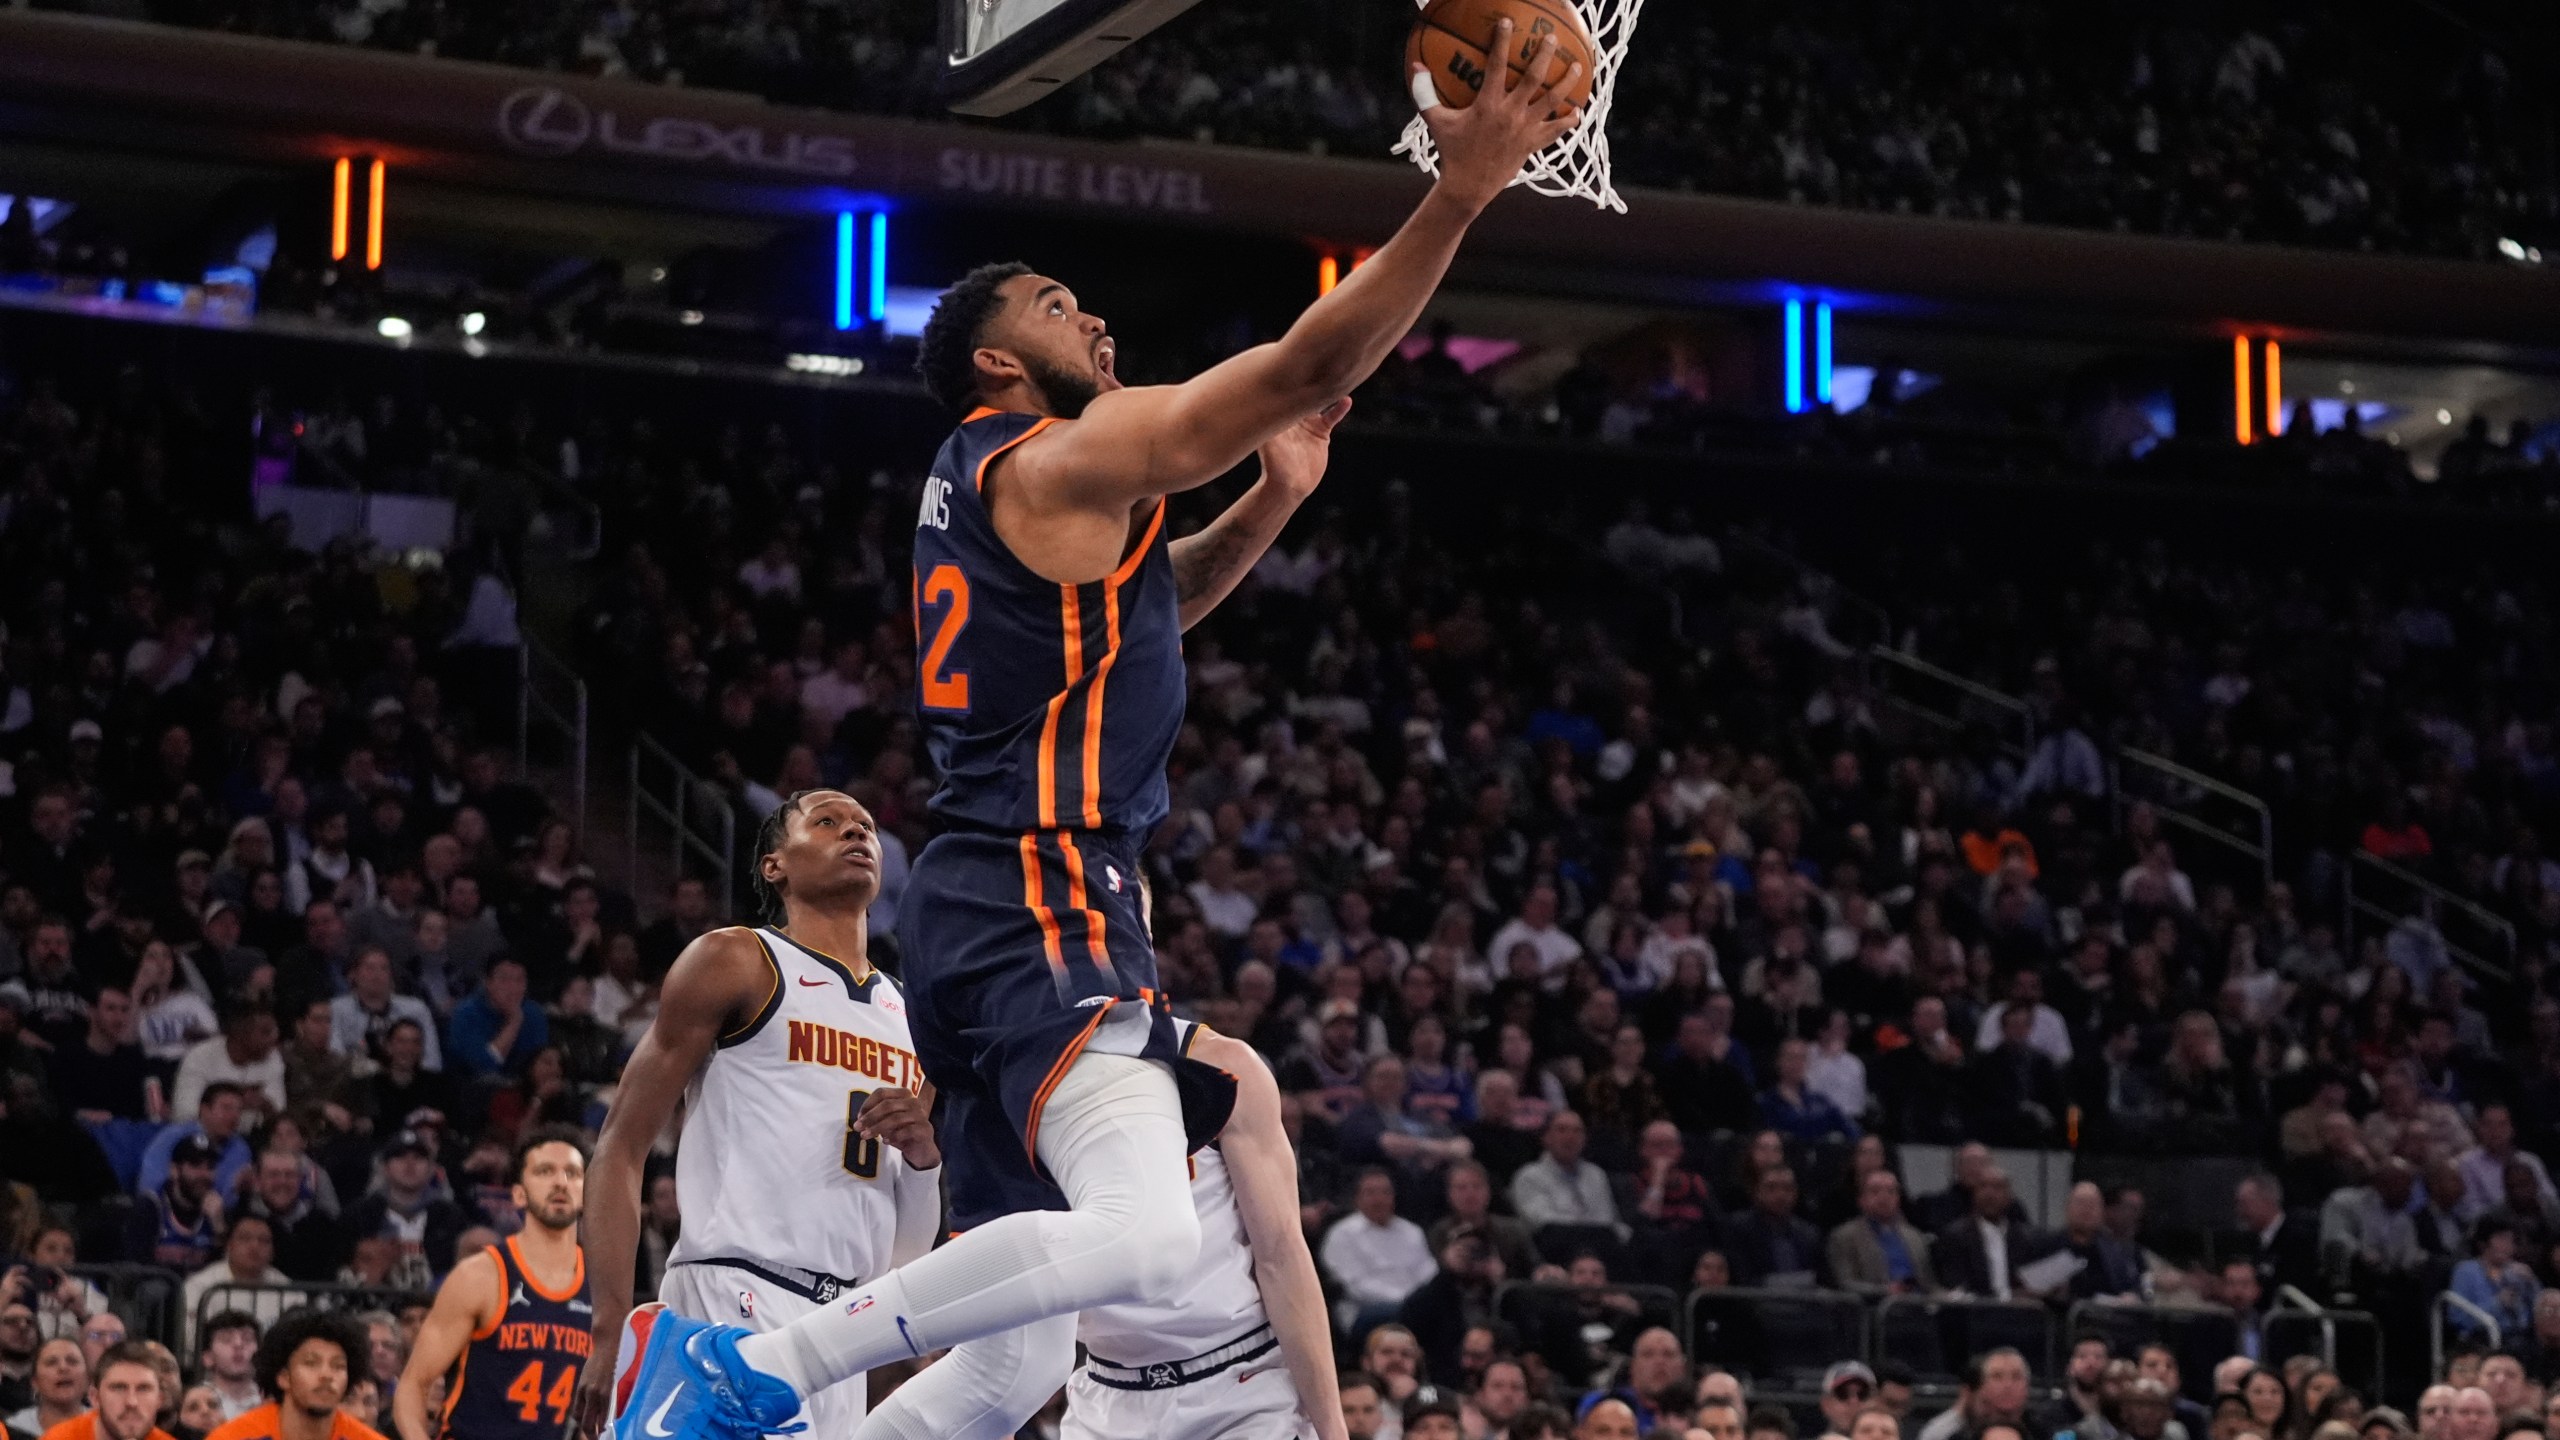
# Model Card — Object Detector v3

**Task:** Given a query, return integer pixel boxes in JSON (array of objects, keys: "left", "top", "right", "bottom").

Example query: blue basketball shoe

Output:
[{"left": 611, "top": 1307, "right": 805, "bottom": 1440}]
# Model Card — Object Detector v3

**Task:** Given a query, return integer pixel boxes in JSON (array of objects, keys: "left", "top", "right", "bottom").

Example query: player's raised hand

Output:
[
  {"left": 1415, "top": 20, "right": 1585, "bottom": 210},
  {"left": 1257, "top": 397, "right": 1352, "bottom": 500},
  {"left": 853, "top": 1083, "right": 941, "bottom": 1171}
]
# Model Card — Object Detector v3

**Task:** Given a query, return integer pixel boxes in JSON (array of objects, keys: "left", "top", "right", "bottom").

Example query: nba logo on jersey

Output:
[
  {"left": 1105, "top": 864, "right": 1123, "bottom": 893},
  {"left": 737, "top": 1291, "right": 755, "bottom": 1319}
]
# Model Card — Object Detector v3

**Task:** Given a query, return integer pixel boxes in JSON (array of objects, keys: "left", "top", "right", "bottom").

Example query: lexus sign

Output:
[{"left": 494, "top": 85, "right": 857, "bottom": 177}]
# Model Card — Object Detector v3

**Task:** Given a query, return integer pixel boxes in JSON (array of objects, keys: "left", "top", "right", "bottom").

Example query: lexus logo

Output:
[
  {"left": 491, "top": 83, "right": 857, "bottom": 177},
  {"left": 497, "top": 86, "right": 592, "bottom": 157}
]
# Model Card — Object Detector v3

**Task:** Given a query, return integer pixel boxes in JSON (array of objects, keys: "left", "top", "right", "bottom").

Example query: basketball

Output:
[{"left": 1407, "top": 0, "right": 1597, "bottom": 115}]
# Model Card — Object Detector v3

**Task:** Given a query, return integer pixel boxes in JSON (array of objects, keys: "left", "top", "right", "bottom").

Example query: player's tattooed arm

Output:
[{"left": 1167, "top": 399, "right": 1349, "bottom": 631}]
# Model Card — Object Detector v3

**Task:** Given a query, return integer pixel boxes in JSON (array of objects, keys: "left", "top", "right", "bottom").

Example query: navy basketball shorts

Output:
[{"left": 897, "top": 827, "right": 1236, "bottom": 1231}]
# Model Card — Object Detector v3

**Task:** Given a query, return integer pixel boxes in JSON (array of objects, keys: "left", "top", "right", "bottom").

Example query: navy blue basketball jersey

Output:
[
  {"left": 911, "top": 408, "right": 1185, "bottom": 836},
  {"left": 437, "top": 1236, "right": 592, "bottom": 1440}
]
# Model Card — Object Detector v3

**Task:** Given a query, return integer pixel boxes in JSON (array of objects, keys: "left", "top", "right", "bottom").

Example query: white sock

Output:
[{"left": 735, "top": 1054, "right": 1200, "bottom": 1398}]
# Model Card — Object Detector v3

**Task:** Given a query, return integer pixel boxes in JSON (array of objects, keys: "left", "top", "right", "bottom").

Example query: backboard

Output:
[{"left": 941, "top": 0, "right": 1208, "bottom": 117}]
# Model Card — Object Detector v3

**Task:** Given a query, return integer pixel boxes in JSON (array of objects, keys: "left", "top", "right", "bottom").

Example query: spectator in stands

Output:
[
  {"left": 2038, "top": 1335, "right": 2114, "bottom": 1437},
  {"left": 2456, "top": 1106, "right": 2557, "bottom": 1223},
  {"left": 361, "top": 1021, "right": 449, "bottom": 1136},
  {"left": 2052, "top": 1181, "right": 2145, "bottom": 1299},
  {"left": 1815, "top": 1362, "right": 1877, "bottom": 1440},
  {"left": 1826, "top": 1168, "right": 1936, "bottom": 1294},
  {"left": 1474, "top": 1360, "right": 1532, "bottom": 1439},
  {"left": 1693, "top": 1395, "right": 1744, "bottom": 1440},
  {"left": 179, "top": 1218, "right": 292, "bottom": 1352},
  {"left": 2237, "top": 1174, "right": 2325, "bottom": 1304},
  {"left": 2219, "top": 1256, "right": 2270, "bottom": 1362},
  {"left": 2138, "top": 1345, "right": 2211, "bottom": 1439},
  {"left": 1339, "top": 1056, "right": 1473, "bottom": 1195},
  {"left": 1968, "top": 1002, "right": 2069, "bottom": 1145},
  {"left": 1322, "top": 1169, "right": 1438, "bottom": 1336},
  {"left": 240, "top": 1152, "right": 340, "bottom": 1284},
  {"left": 1756, "top": 1039, "right": 1859, "bottom": 1143},
  {"left": 1915, "top": 1349, "right": 2032, "bottom": 1440},
  {"left": 171, "top": 1009, "right": 284, "bottom": 1122},
  {"left": 442, "top": 957, "right": 545, "bottom": 1078},
  {"left": 1723, "top": 1164, "right": 1820, "bottom": 1288},
  {"left": 1628, "top": 1121, "right": 1716, "bottom": 1275},
  {"left": 1489, "top": 884, "right": 1581, "bottom": 988},
  {"left": 1429, "top": 1161, "right": 1539, "bottom": 1280},
  {"left": 337, "top": 1133, "right": 463, "bottom": 1290},
  {"left": 1511, "top": 1112, "right": 1626, "bottom": 1252},
  {"left": 7, "top": 1338, "right": 84, "bottom": 1438},
  {"left": 1339, "top": 1371, "right": 1385, "bottom": 1440},
  {"left": 193, "top": 1317, "right": 259, "bottom": 1423},
  {"left": 2446, "top": 1389, "right": 2495, "bottom": 1440},
  {"left": 124, "top": 1134, "right": 226, "bottom": 1272},
  {"left": 1935, "top": 1166, "right": 2041, "bottom": 1301},
  {"left": 2449, "top": 1217, "right": 2541, "bottom": 1341},
  {"left": 1653, "top": 1011, "right": 1757, "bottom": 1137},
  {"left": 326, "top": 951, "right": 437, "bottom": 1071},
  {"left": 1397, "top": 1224, "right": 1503, "bottom": 1386},
  {"left": 45, "top": 989, "right": 154, "bottom": 1123}
]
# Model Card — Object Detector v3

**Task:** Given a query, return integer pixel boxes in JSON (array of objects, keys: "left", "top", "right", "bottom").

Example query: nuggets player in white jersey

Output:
[{"left": 570, "top": 790, "right": 942, "bottom": 1440}]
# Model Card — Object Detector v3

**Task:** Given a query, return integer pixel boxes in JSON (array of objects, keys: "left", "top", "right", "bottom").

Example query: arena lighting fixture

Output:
[
  {"left": 1814, "top": 302, "right": 1833, "bottom": 408},
  {"left": 1316, "top": 254, "right": 1339, "bottom": 296},
  {"left": 460, "top": 312, "right": 487, "bottom": 336},
  {"left": 679, "top": 309, "right": 705, "bottom": 326},
  {"left": 366, "top": 159, "right": 386, "bottom": 270},
  {"left": 833, "top": 211, "right": 892, "bottom": 330},
  {"left": 2264, "top": 340, "right": 2283, "bottom": 437},
  {"left": 376, "top": 316, "right": 413, "bottom": 339},
  {"left": 329, "top": 158, "right": 351, "bottom": 262},
  {"left": 2232, "top": 336, "right": 2253, "bottom": 445},
  {"left": 868, "top": 212, "right": 888, "bottom": 323},
  {"left": 2498, "top": 237, "right": 2545, "bottom": 264},
  {"left": 785, "top": 353, "right": 867, "bottom": 376},
  {"left": 1783, "top": 299, "right": 1805, "bottom": 415}
]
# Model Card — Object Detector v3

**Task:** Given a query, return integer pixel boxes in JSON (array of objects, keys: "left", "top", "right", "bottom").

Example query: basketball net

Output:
[{"left": 1390, "top": 0, "right": 1643, "bottom": 212}]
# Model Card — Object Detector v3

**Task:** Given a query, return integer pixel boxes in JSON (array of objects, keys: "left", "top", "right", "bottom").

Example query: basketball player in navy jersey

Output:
[
  {"left": 394, "top": 1127, "right": 591, "bottom": 1440},
  {"left": 617, "top": 29, "right": 1585, "bottom": 1440}
]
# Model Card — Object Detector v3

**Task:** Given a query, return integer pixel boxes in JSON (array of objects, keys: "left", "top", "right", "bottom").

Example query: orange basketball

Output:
[{"left": 1405, "top": 0, "right": 1597, "bottom": 115}]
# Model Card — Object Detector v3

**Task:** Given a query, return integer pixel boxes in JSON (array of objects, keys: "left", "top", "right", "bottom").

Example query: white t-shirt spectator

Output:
[
  {"left": 1188, "top": 877, "right": 1258, "bottom": 940},
  {"left": 171, "top": 1036, "right": 289, "bottom": 1118},
  {"left": 799, "top": 668, "right": 869, "bottom": 733},
  {"left": 138, "top": 989, "right": 221, "bottom": 1063},
  {"left": 1319, "top": 1211, "right": 1437, "bottom": 1311},
  {"left": 1974, "top": 1003, "right": 2074, "bottom": 1067},
  {"left": 1807, "top": 1045, "right": 1869, "bottom": 1121},
  {"left": 1486, "top": 916, "right": 1582, "bottom": 983},
  {"left": 329, "top": 992, "right": 444, "bottom": 1071}
]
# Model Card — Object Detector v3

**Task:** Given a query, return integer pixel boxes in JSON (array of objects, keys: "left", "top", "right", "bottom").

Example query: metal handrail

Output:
[
  {"left": 1869, "top": 645, "right": 2036, "bottom": 759},
  {"left": 1722, "top": 527, "right": 1897, "bottom": 649},
  {"left": 2111, "top": 747, "right": 2275, "bottom": 893},
  {"left": 2432, "top": 1289, "right": 2503, "bottom": 1377},
  {"left": 1680, "top": 1284, "right": 1867, "bottom": 1375},
  {"left": 1873, "top": 1292, "right": 2058, "bottom": 1379},
  {"left": 516, "top": 635, "right": 590, "bottom": 840},
  {"left": 2344, "top": 850, "right": 2518, "bottom": 982},
  {"left": 628, "top": 732, "right": 738, "bottom": 920},
  {"left": 2263, "top": 1305, "right": 2382, "bottom": 1387},
  {"left": 191, "top": 1280, "right": 424, "bottom": 1353}
]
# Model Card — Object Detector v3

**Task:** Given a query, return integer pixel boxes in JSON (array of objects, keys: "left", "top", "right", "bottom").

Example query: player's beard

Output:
[{"left": 1024, "top": 351, "right": 1101, "bottom": 419}]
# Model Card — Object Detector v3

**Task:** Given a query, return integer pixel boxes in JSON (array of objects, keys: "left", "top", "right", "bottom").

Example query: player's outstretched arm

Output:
[
  {"left": 567, "top": 929, "right": 773, "bottom": 1440},
  {"left": 1194, "top": 1031, "right": 1351, "bottom": 1440},
  {"left": 393, "top": 1249, "right": 497, "bottom": 1440},
  {"left": 1015, "top": 27, "right": 1583, "bottom": 509},
  {"left": 1168, "top": 399, "right": 1348, "bottom": 630}
]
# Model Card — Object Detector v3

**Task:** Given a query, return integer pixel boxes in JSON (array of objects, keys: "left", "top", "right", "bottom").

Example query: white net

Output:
[{"left": 1390, "top": 0, "right": 1645, "bottom": 212}]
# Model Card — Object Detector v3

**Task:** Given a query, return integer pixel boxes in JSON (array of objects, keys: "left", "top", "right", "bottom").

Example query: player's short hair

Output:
[
  {"left": 750, "top": 790, "right": 834, "bottom": 924},
  {"left": 252, "top": 1307, "right": 368, "bottom": 1400},
  {"left": 92, "top": 1340, "right": 162, "bottom": 1386},
  {"left": 512, "top": 1124, "right": 591, "bottom": 1184},
  {"left": 917, "top": 262, "right": 1034, "bottom": 413}
]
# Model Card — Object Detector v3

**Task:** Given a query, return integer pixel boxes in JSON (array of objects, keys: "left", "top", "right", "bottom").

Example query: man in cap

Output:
[{"left": 1817, "top": 1363, "right": 1879, "bottom": 1440}]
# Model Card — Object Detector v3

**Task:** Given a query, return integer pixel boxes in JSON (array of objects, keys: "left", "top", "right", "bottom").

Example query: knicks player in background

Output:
[
  {"left": 570, "top": 790, "right": 941, "bottom": 1440},
  {"left": 614, "top": 29, "right": 1586, "bottom": 1440},
  {"left": 393, "top": 1127, "right": 591, "bottom": 1440}
]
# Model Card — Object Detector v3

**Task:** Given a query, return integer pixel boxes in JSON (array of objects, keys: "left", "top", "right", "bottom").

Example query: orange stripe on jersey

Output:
[
  {"left": 1023, "top": 995, "right": 1115, "bottom": 1168},
  {"left": 1056, "top": 833, "right": 1114, "bottom": 978},
  {"left": 1018, "top": 833, "right": 1066, "bottom": 977},
  {"left": 1106, "top": 499, "right": 1165, "bottom": 586},
  {"left": 1037, "top": 586, "right": 1084, "bottom": 828},
  {"left": 1080, "top": 579, "right": 1125, "bottom": 828},
  {"left": 972, "top": 415, "right": 1055, "bottom": 493}
]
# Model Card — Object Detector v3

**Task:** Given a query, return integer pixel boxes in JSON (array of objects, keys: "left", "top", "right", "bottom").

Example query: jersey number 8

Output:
[{"left": 842, "top": 1090, "right": 881, "bottom": 1179}]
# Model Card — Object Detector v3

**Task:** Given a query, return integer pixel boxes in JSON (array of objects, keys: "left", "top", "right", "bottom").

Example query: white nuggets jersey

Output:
[
  {"left": 1077, "top": 1143, "right": 1266, "bottom": 1365},
  {"left": 668, "top": 928, "right": 926, "bottom": 1284}
]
